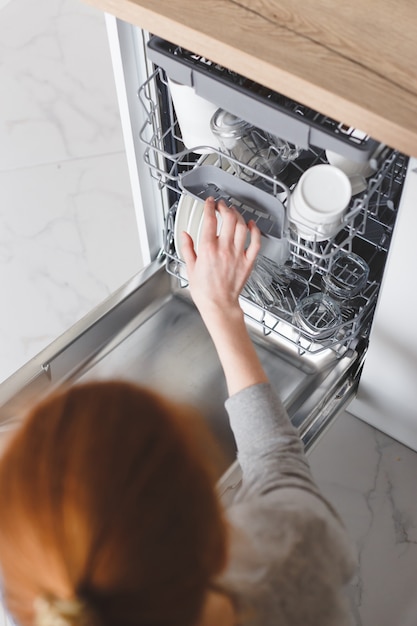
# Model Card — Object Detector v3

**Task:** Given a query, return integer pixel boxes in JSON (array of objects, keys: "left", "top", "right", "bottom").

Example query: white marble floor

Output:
[
  {"left": 308, "top": 412, "right": 417, "bottom": 626},
  {"left": 0, "top": 0, "right": 141, "bottom": 383},
  {"left": 1, "top": 2, "right": 417, "bottom": 626}
]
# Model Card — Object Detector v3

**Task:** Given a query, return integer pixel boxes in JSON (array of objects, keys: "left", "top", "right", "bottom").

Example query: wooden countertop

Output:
[{"left": 87, "top": 0, "right": 417, "bottom": 157}]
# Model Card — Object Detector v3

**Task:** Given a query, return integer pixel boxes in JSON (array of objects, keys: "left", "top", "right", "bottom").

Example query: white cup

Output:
[
  {"left": 325, "top": 150, "right": 376, "bottom": 178},
  {"left": 168, "top": 79, "right": 219, "bottom": 154},
  {"left": 289, "top": 164, "right": 352, "bottom": 241},
  {"left": 325, "top": 149, "right": 382, "bottom": 195}
]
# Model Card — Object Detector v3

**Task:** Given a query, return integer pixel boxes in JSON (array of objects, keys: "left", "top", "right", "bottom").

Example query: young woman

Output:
[{"left": 0, "top": 198, "right": 356, "bottom": 626}]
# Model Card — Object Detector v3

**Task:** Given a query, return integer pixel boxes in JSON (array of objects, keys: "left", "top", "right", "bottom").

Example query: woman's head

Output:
[{"left": 0, "top": 381, "right": 228, "bottom": 626}]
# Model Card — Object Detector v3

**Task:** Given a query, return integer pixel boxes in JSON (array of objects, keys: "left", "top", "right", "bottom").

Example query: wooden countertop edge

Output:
[{"left": 87, "top": 0, "right": 417, "bottom": 157}]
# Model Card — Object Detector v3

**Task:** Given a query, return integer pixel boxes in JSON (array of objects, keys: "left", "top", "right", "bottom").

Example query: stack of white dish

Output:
[
  {"left": 174, "top": 194, "right": 210, "bottom": 260},
  {"left": 325, "top": 146, "right": 383, "bottom": 195},
  {"left": 174, "top": 154, "right": 226, "bottom": 260},
  {"left": 289, "top": 164, "right": 352, "bottom": 242}
]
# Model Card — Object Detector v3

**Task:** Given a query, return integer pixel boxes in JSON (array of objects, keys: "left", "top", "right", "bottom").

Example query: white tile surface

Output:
[
  {"left": 0, "top": 0, "right": 14, "bottom": 10},
  {"left": 0, "top": 0, "right": 125, "bottom": 170},
  {"left": 308, "top": 411, "right": 417, "bottom": 626},
  {"left": 0, "top": 154, "right": 140, "bottom": 379},
  {"left": 0, "top": 0, "right": 140, "bottom": 382}
]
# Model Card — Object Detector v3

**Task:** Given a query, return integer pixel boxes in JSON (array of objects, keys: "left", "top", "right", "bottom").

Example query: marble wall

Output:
[{"left": 0, "top": 0, "right": 141, "bottom": 382}]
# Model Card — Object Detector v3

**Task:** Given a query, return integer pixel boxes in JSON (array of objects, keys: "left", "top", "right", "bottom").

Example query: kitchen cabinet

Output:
[{"left": 85, "top": 0, "right": 417, "bottom": 157}]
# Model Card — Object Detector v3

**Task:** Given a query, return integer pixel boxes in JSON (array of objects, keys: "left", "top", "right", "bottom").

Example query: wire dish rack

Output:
[
  {"left": 146, "top": 36, "right": 380, "bottom": 161},
  {"left": 138, "top": 68, "right": 408, "bottom": 357}
]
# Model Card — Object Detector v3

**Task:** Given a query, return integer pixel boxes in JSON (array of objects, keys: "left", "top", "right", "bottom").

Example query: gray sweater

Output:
[{"left": 219, "top": 383, "right": 356, "bottom": 626}]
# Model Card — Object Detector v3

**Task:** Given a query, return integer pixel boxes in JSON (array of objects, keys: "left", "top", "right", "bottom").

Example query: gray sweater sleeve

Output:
[
  {"left": 223, "top": 383, "right": 357, "bottom": 626},
  {"left": 225, "top": 382, "right": 325, "bottom": 502}
]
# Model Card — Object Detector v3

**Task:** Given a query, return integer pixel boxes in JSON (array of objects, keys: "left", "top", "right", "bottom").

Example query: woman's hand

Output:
[
  {"left": 181, "top": 197, "right": 261, "bottom": 324},
  {"left": 181, "top": 197, "right": 267, "bottom": 396}
]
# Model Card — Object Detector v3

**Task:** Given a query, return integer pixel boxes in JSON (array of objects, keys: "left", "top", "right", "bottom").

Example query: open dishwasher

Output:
[{"left": 0, "top": 28, "right": 409, "bottom": 497}]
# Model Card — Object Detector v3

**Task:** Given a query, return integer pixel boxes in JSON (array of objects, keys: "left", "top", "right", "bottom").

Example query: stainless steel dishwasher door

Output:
[
  {"left": 0, "top": 260, "right": 359, "bottom": 488},
  {"left": 75, "top": 272, "right": 359, "bottom": 478}
]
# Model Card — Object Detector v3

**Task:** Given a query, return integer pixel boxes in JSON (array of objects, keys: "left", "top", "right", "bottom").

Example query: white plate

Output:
[
  {"left": 175, "top": 153, "right": 233, "bottom": 258},
  {"left": 187, "top": 198, "right": 205, "bottom": 251},
  {"left": 174, "top": 193, "right": 195, "bottom": 260},
  {"left": 350, "top": 175, "right": 368, "bottom": 196}
]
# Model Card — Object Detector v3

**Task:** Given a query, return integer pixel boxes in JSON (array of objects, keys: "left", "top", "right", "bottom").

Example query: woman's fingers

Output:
[
  {"left": 183, "top": 197, "right": 261, "bottom": 282},
  {"left": 245, "top": 220, "right": 262, "bottom": 266},
  {"left": 199, "top": 197, "right": 219, "bottom": 246},
  {"left": 181, "top": 231, "right": 197, "bottom": 268},
  {"left": 216, "top": 200, "right": 251, "bottom": 254},
  {"left": 181, "top": 197, "right": 262, "bottom": 321},
  {"left": 216, "top": 200, "right": 239, "bottom": 243},
  {"left": 233, "top": 211, "right": 249, "bottom": 251}
]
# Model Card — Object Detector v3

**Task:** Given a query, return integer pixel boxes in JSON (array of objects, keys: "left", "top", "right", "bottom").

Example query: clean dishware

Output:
[
  {"left": 174, "top": 193, "right": 196, "bottom": 260},
  {"left": 168, "top": 78, "right": 219, "bottom": 154},
  {"left": 179, "top": 158, "right": 290, "bottom": 263},
  {"left": 189, "top": 153, "right": 232, "bottom": 252},
  {"left": 325, "top": 150, "right": 377, "bottom": 179},
  {"left": 186, "top": 198, "right": 206, "bottom": 248},
  {"left": 289, "top": 164, "right": 352, "bottom": 241},
  {"left": 174, "top": 153, "right": 232, "bottom": 257},
  {"left": 325, "top": 149, "right": 379, "bottom": 195},
  {"left": 242, "top": 256, "right": 309, "bottom": 313},
  {"left": 269, "top": 136, "right": 302, "bottom": 163},
  {"left": 210, "top": 108, "right": 287, "bottom": 181},
  {"left": 321, "top": 250, "right": 370, "bottom": 300},
  {"left": 293, "top": 292, "right": 342, "bottom": 340}
]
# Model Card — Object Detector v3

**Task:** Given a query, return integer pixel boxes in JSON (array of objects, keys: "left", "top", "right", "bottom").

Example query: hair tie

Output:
[{"left": 34, "top": 596, "right": 97, "bottom": 626}]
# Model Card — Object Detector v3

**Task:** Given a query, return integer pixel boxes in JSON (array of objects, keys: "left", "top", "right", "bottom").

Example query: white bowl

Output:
[
  {"left": 325, "top": 150, "right": 376, "bottom": 178},
  {"left": 325, "top": 148, "right": 386, "bottom": 196},
  {"left": 289, "top": 164, "right": 352, "bottom": 241},
  {"left": 174, "top": 194, "right": 195, "bottom": 260},
  {"left": 187, "top": 198, "right": 205, "bottom": 250}
]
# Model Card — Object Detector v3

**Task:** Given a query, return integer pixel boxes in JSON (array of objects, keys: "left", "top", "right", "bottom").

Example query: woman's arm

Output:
[
  {"left": 181, "top": 197, "right": 268, "bottom": 396},
  {"left": 183, "top": 197, "right": 357, "bottom": 611},
  {"left": 182, "top": 197, "right": 319, "bottom": 490}
]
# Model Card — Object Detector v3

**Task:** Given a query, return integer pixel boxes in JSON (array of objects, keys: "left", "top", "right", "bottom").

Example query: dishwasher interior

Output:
[{"left": 139, "top": 37, "right": 408, "bottom": 365}]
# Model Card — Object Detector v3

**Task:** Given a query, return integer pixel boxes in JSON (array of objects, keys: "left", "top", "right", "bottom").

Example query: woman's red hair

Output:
[{"left": 0, "top": 381, "right": 228, "bottom": 626}]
